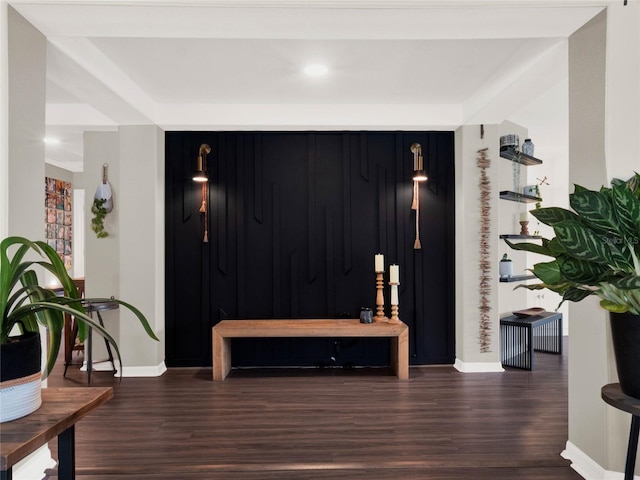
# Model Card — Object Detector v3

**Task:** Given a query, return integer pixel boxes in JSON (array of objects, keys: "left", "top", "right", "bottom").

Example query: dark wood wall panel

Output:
[{"left": 165, "top": 131, "right": 455, "bottom": 367}]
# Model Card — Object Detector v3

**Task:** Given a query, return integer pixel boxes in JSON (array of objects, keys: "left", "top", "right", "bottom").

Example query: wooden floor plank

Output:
[{"left": 45, "top": 343, "right": 583, "bottom": 479}]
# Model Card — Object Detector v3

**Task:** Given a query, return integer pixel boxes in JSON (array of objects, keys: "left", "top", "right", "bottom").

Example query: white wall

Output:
[
  {"left": 1, "top": 1, "right": 8, "bottom": 239},
  {"left": 454, "top": 123, "right": 502, "bottom": 371},
  {"left": 83, "top": 127, "right": 165, "bottom": 374},
  {"left": 83, "top": 131, "right": 121, "bottom": 365},
  {"left": 7, "top": 5, "right": 45, "bottom": 240},
  {"left": 118, "top": 125, "right": 165, "bottom": 373},
  {"left": 564, "top": 3, "right": 640, "bottom": 478}
]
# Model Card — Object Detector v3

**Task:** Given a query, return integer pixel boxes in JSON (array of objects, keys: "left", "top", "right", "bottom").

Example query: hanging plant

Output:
[{"left": 91, "top": 198, "right": 109, "bottom": 238}]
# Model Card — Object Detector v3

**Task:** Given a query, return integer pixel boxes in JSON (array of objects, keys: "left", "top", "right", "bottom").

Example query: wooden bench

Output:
[{"left": 212, "top": 319, "right": 409, "bottom": 381}]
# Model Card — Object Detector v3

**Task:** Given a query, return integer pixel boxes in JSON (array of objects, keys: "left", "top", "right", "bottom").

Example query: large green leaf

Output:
[
  {"left": 562, "top": 286, "right": 593, "bottom": 303},
  {"left": 610, "top": 275, "right": 640, "bottom": 290},
  {"left": 531, "top": 261, "right": 562, "bottom": 285},
  {"left": 547, "top": 237, "right": 566, "bottom": 256},
  {"left": 600, "top": 299, "right": 629, "bottom": 313},
  {"left": 503, "top": 238, "right": 553, "bottom": 257},
  {"left": 570, "top": 189, "right": 619, "bottom": 236},
  {"left": 554, "top": 220, "right": 615, "bottom": 265},
  {"left": 531, "top": 207, "right": 578, "bottom": 227},
  {"left": 612, "top": 185, "right": 640, "bottom": 243},
  {"left": 557, "top": 256, "right": 608, "bottom": 284}
]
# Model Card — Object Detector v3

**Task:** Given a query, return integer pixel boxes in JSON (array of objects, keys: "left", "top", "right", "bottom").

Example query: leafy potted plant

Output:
[
  {"left": 0, "top": 236, "right": 159, "bottom": 422},
  {"left": 504, "top": 174, "right": 640, "bottom": 398}
]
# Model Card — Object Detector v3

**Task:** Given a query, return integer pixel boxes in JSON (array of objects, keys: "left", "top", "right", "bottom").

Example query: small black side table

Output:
[
  {"left": 500, "top": 311, "right": 562, "bottom": 370},
  {"left": 84, "top": 300, "right": 119, "bottom": 384},
  {"left": 601, "top": 383, "right": 640, "bottom": 480}
]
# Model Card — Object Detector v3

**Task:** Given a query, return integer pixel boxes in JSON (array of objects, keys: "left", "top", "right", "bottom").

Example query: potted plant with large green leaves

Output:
[
  {"left": 504, "top": 174, "right": 640, "bottom": 398},
  {"left": 0, "top": 236, "right": 159, "bottom": 422}
]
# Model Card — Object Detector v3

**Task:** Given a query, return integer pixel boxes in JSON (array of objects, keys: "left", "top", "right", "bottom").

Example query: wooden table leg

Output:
[
  {"left": 390, "top": 330, "right": 409, "bottom": 380},
  {"left": 212, "top": 329, "right": 231, "bottom": 382},
  {"left": 624, "top": 415, "right": 640, "bottom": 480},
  {"left": 58, "top": 425, "right": 75, "bottom": 480}
]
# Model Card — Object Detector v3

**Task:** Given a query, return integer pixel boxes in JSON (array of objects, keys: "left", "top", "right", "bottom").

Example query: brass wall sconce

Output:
[
  {"left": 193, "top": 144, "right": 210, "bottom": 183},
  {"left": 411, "top": 143, "right": 428, "bottom": 182},
  {"left": 410, "top": 143, "right": 427, "bottom": 250},
  {"left": 193, "top": 144, "right": 211, "bottom": 242}
]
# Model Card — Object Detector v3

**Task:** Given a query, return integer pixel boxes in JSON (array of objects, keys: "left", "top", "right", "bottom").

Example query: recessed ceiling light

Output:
[
  {"left": 304, "top": 64, "right": 328, "bottom": 77},
  {"left": 44, "top": 138, "right": 60, "bottom": 145}
]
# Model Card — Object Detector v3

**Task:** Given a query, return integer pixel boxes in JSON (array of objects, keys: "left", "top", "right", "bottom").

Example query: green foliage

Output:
[
  {"left": 506, "top": 175, "right": 640, "bottom": 314},
  {"left": 0, "top": 236, "right": 159, "bottom": 377},
  {"left": 91, "top": 198, "right": 109, "bottom": 238}
]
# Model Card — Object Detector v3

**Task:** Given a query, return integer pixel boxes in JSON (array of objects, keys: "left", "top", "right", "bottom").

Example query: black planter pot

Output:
[
  {"left": 609, "top": 312, "right": 640, "bottom": 399},
  {"left": 0, "top": 331, "right": 41, "bottom": 382}
]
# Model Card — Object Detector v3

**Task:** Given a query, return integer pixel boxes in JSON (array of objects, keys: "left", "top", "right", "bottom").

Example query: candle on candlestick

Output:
[
  {"left": 375, "top": 254, "right": 384, "bottom": 273},
  {"left": 390, "top": 264, "right": 399, "bottom": 284},
  {"left": 520, "top": 211, "right": 528, "bottom": 222},
  {"left": 390, "top": 285, "right": 399, "bottom": 305}
]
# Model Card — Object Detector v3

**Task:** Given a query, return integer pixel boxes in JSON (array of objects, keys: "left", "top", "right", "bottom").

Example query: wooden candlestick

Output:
[
  {"left": 388, "top": 283, "right": 402, "bottom": 324},
  {"left": 519, "top": 220, "right": 530, "bottom": 236},
  {"left": 374, "top": 272, "right": 387, "bottom": 322}
]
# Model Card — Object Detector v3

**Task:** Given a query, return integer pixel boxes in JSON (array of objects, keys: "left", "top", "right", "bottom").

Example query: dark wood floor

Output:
[{"left": 45, "top": 341, "right": 583, "bottom": 479}]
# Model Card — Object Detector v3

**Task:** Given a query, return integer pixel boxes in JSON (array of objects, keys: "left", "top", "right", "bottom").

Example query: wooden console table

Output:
[
  {"left": 601, "top": 383, "right": 640, "bottom": 480},
  {"left": 0, "top": 387, "right": 113, "bottom": 480},
  {"left": 212, "top": 319, "right": 409, "bottom": 381}
]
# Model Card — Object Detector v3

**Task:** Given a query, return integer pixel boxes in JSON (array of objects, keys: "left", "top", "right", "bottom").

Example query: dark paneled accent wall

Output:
[{"left": 165, "top": 131, "right": 455, "bottom": 368}]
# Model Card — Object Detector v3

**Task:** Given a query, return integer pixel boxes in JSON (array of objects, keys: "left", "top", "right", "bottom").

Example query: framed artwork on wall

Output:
[{"left": 45, "top": 177, "right": 72, "bottom": 270}]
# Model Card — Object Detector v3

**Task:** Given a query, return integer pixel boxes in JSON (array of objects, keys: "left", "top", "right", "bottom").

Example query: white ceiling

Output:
[{"left": 9, "top": 0, "right": 606, "bottom": 172}]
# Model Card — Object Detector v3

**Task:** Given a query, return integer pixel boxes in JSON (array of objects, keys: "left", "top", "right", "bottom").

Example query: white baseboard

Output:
[
  {"left": 120, "top": 361, "right": 167, "bottom": 377},
  {"left": 562, "top": 440, "right": 637, "bottom": 480},
  {"left": 453, "top": 358, "right": 504, "bottom": 373},
  {"left": 81, "top": 360, "right": 167, "bottom": 377}
]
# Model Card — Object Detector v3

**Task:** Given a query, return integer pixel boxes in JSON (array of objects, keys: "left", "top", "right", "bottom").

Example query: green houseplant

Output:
[
  {"left": 505, "top": 173, "right": 640, "bottom": 398},
  {"left": 0, "top": 236, "right": 159, "bottom": 422}
]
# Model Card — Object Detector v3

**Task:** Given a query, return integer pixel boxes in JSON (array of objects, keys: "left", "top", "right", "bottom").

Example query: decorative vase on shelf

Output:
[
  {"left": 522, "top": 138, "right": 535, "bottom": 156},
  {"left": 499, "top": 253, "right": 514, "bottom": 279}
]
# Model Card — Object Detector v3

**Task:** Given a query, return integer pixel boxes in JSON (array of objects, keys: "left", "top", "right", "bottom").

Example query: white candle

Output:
[
  {"left": 520, "top": 212, "right": 528, "bottom": 222},
  {"left": 390, "top": 285, "right": 399, "bottom": 305},
  {"left": 390, "top": 264, "right": 399, "bottom": 283},
  {"left": 375, "top": 254, "right": 384, "bottom": 272}
]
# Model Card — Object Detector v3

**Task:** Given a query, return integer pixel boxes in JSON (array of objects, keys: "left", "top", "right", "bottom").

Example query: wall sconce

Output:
[
  {"left": 193, "top": 144, "right": 211, "bottom": 242},
  {"left": 193, "top": 144, "right": 211, "bottom": 182},
  {"left": 410, "top": 143, "right": 426, "bottom": 250},
  {"left": 411, "top": 143, "right": 428, "bottom": 182}
]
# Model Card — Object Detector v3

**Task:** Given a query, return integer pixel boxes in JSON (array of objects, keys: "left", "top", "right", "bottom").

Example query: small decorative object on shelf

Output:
[
  {"left": 500, "top": 134, "right": 519, "bottom": 151},
  {"left": 522, "top": 138, "right": 535, "bottom": 156},
  {"left": 499, "top": 191, "right": 541, "bottom": 203},
  {"left": 499, "top": 253, "right": 514, "bottom": 279},
  {"left": 519, "top": 212, "right": 530, "bottom": 236},
  {"left": 359, "top": 307, "right": 373, "bottom": 324}
]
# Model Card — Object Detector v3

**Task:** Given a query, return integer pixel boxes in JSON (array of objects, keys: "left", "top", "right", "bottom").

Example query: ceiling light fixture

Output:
[{"left": 304, "top": 64, "right": 328, "bottom": 77}]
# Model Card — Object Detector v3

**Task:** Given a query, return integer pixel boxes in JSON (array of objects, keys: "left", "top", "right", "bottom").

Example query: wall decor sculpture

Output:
[{"left": 477, "top": 147, "right": 492, "bottom": 353}]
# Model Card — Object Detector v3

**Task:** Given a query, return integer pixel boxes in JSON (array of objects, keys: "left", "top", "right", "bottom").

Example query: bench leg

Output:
[
  {"left": 212, "top": 329, "right": 232, "bottom": 381},
  {"left": 390, "top": 329, "right": 409, "bottom": 379}
]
